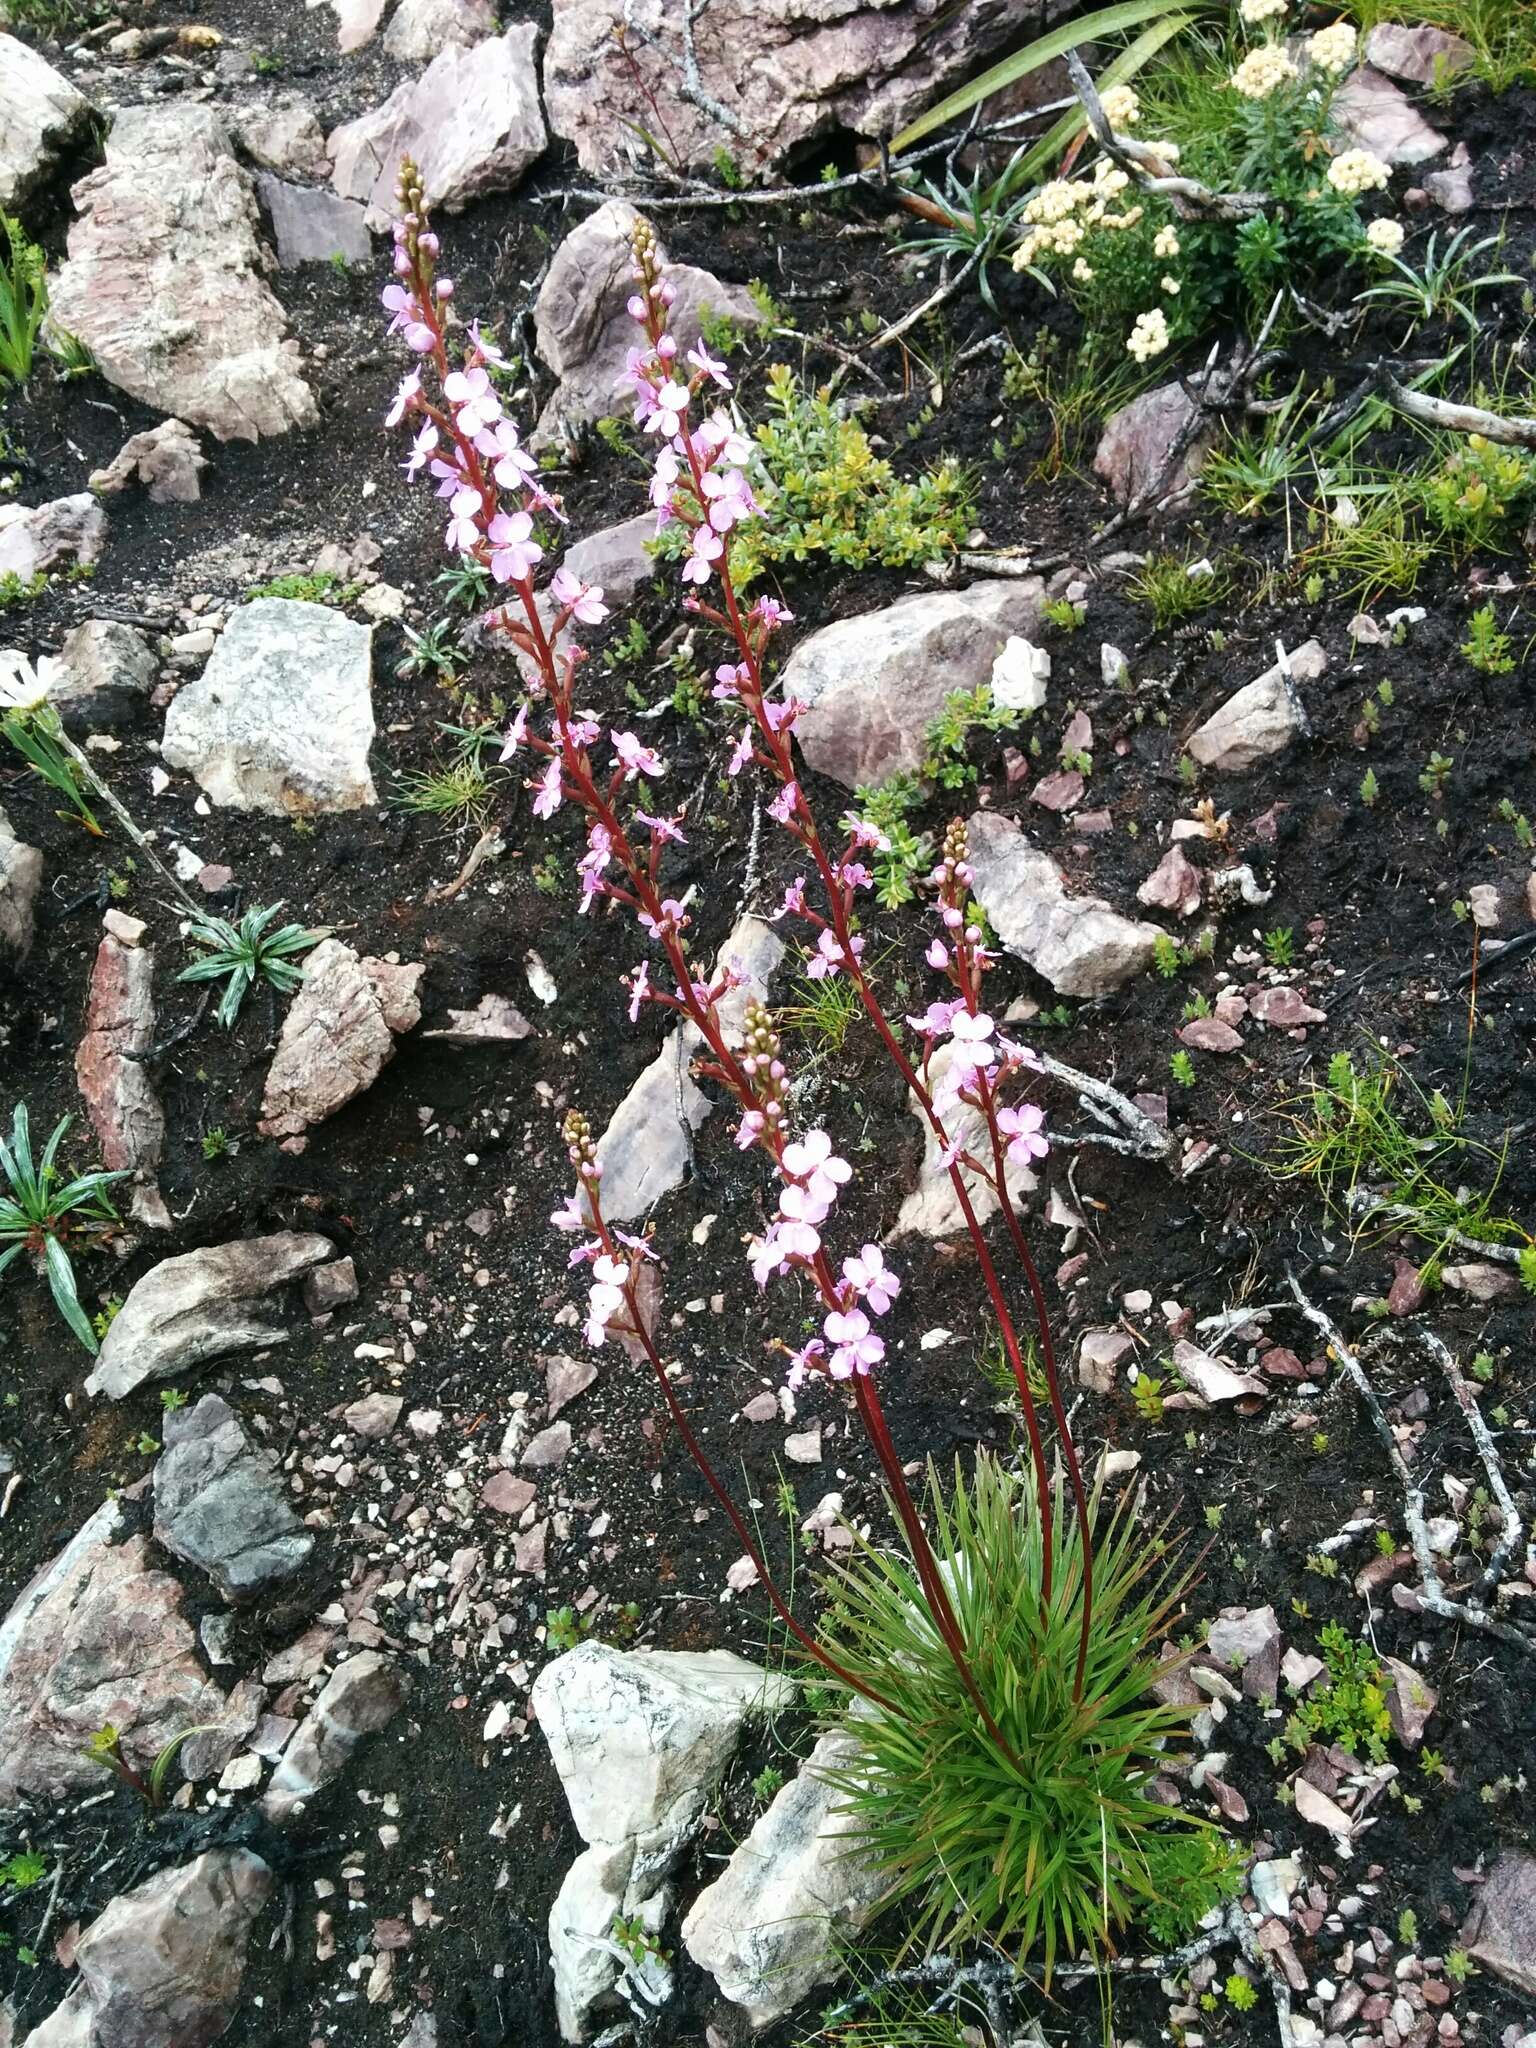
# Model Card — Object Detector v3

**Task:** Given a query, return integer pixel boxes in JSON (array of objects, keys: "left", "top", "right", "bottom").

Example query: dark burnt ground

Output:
[{"left": 0, "top": 6, "right": 1534, "bottom": 2047}]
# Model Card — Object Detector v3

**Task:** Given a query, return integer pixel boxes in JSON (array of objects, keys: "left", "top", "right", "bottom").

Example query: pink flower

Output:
[
  {"left": 486, "top": 420, "right": 537, "bottom": 490},
  {"left": 712, "top": 662, "right": 748, "bottom": 700},
  {"left": 843, "top": 1244, "right": 901, "bottom": 1315},
  {"left": 768, "top": 781, "right": 799, "bottom": 827},
  {"left": 775, "top": 878, "right": 806, "bottom": 920},
  {"left": 804, "top": 928, "right": 862, "bottom": 980},
  {"left": 845, "top": 816, "right": 892, "bottom": 853},
  {"left": 823, "top": 1307, "right": 885, "bottom": 1378},
  {"left": 627, "top": 959, "right": 650, "bottom": 1022},
  {"left": 749, "top": 1230, "right": 791, "bottom": 1287},
  {"left": 952, "top": 1010, "right": 995, "bottom": 1044},
  {"left": 611, "top": 730, "right": 665, "bottom": 781},
  {"left": 727, "top": 726, "right": 754, "bottom": 778},
  {"left": 686, "top": 340, "right": 732, "bottom": 389},
  {"left": 445, "top": 486, "right": 483, "bottom": 554},
  {"left": 638, "top": 897, "right": 687, "bottom": 939},
  {"left": 998, "top": 1102, "right": 1049, "bottom": 1166},
  {"left": 585, "top": 1254, "right": 629, "bottom": 1347},
  {"left": 402, "top": 423, "right": 439, "bottom": 479},
  {"left": 532, "top": 754, "right": 564, "bottom": 819},
  {"left": 780, "top": 1181, "right": 831, "bottom": 1228},
  {"left": 648, "top": 378, "right": 691, "bottom": 437},
  {"left": 763, "top": 697, "right": 803, "bottom": 734},
  {"left": 907, "top": 998, "right": 962, "bottom": 1038},
  {"left": 701, "top": 469, "right": 755, "bottom": 533},
  {"left": 735, "top": 1108, "right": 765, "bottom": 1150},
  {"left": 385, "top": 371, "right": 421, "bottom": 426},
  {"left": 837, "top": 862, "right": 873, "bottom": 892},
  {"left": 774, "top": 1218, "right": 823, "bottom": 1263},
  {"left": 550, "top": 565, "right": 608, "bottom": 624},
  {"left": 550, "top": 1194, "right": 585, "bottom": 1232},
  {"left": 649, "top": 446, "right": 680, "bottom": 513},
  {"left": 444, "top": 364, "right": 501, "bottom": 437},
  {"left": 782, "top": 1129, "right": 851, "bottom": 1212},
  {"left": 785, "top": 1338, "right": 826, "bottom": 1390},
  {"left": 500, "top": 704, "right": 529, "bottom": 761},
  {"left": 636, "top": 810, "right": 686, "bottom": 844},
  {"left": 751, "top": 596, "right": 794, "bottom": 629},
  {"left": 381, "top": 281, "right": 420, "bottom": 335},
  {"left": 468, "top": 319, "right": 511, "bottom": 368},
  {"left": 577, "top": 822, "right": 612, "bottom": 910},
  {"left": 682, "top": 526, "right": 724, "bottom": 586},
  {"left": 488, "top": 507, "right": 542, "bottom": 583},
  {"left": 925, "top": 938, "right": 949, "bottom": 969}
]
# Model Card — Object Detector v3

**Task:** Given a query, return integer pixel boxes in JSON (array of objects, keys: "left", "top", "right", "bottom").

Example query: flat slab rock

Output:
[
  {"left": 329, "top": 23, "right": 546, "bottom": 224},
  {"left": 259, "top": 940, "right": 423, "bottom": 1139},
  {"left": 256, "top": 173, "right": 371, "bottom": 269},
  {"left": 24, "top": 1847, "right": 272, "bottom": 2048},
  {"left": 780, "top": 578, "right": 1045, "bottom": 791},
  {"left": 1094, "top": 380, "right": 1211, "bottom": 507},
  {"left": 966, "top": 809, "right": 1166, "bottom": 997},
  {"left": 51, "top": 104, "right": 315, "bottom": 443},
  {"left": 544, "top": 0, "right": 1070, "bottom": 176},
  {"left": 0, "top": 32, "right": 93, "bottom": 210},
  {"left": 87, "top": 1231, "right": 337, "bottom": 1399},
  {"left": 162, "top": 597, "right": 375, "bottom": 814},
  {"left": 0, "top": 1500, "right": 225, "bottom": 1809},
  {"left": 1462, "top": 1852, "right": 1536, "bottom": 1996},
  {"left": 534, "top": 200, "right": 762, "bottom": 439},
  {"left": 153, "top": 1393, "right": 314, "bottom": 1603},
  {"left": 682, "top": 1729, "right": 885, "bottom": 2026}
]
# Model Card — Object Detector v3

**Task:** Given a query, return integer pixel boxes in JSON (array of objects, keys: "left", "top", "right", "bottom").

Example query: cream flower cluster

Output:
[
  {"left": 1239, "top": 0, "right": 1288, "bottom": 21},
  {"left": 1012, "top": 159, "right": 1144, "bottom": 269},
  {"left": 1127, "top": 306, "right": 1171, "bottom": 362},
  {"left": 1153, "top": 224, "right": 1181, "bottom": 259},
  {"left": 1366, "top": 216, "right": 1405, "bottom": 255},
  {"left": 1328, "top": 147, "right": 1391, "bottom": 193},
  {"left": 1230, "top": 42, "right": 1299, "bottom": 97},
  {"left": 1099, "top": 83, "right": 1141, "bottom": 128},
  {"left": 1307, "top": 20, "right": 1359, "bottom": 73}
]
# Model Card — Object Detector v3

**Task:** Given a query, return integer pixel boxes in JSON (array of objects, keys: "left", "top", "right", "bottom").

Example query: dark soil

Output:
[{"left": 1, "top": 6, "right": 1534, "bottom": 2048}]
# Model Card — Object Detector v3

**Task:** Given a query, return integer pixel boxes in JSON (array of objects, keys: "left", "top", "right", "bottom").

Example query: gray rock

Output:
[
  {"left": 87, "top": 1232, "right": 337, "bottom": 1400},
  {"left": 1463, "top": 1854, "right": 1536, "bottom": 1997},
  {"left": 261, "top": 1652, "right": 411, "bottom": 1822},
  {"left": 1381, "top": 1656, "right": 1437, "bottom": 1749},
  {"left": 1077, "top": 1327, "right": 1134, "bottom": 1394},
  {"left": 328, "top": 24, "right": 546, "bottom": 225},
  {"left": 420, "top": 993, "right": 533, "bottom": 1045},
  {"left": 24, "top": 1848, "right": 272, "bottom": 2048},
  {"left": 534, "top": 200, "right": 762, "bottom": 439},
  {"left": 1365, "top": 22, "right": 1473, "bottom": 84},
  {"left": 593, "top": 914, "right": 782, "bottom": 1221},
  {"left": 153, "top": 1393, "right": 313, "bottom": 1603},
  {"left": 51, "top": 106, "right": 315, "bottom": 442},
  {"left": 966, "top": 810, "right": 1166, "bottom": 997},
  {"left": 88, "top": 419, "right": 207, "bottom": 506},
  {"left": 549, "top": 1843, "right": 667, "bottom": 2044},
  {"left": 0, "top": 493, "right": 106, "bottom": 583},
  {"left": 384, "top": 0, "right": 496, "bottom": 60},
  {"left": 1206, "top": 1604, "right": 1282, "bottom": 1699},
  {"left": 781, "top": 578, "right": 1044, "bottom": 791},
  {"left": 0, "top": 1501, "right": 225, "bottom": 1809},
  {"left": 539, "top": 514, "right": 657, "bottom": 629},
  {"left": 235, "top": 96, "right": 326, "bottom": 174},
  {"left": 1424, "top": 145, "right": 1474, "bottom": 213},
  {"left": 1187, "top": 640, "right": 1326, "bottom": 774},
  {"left": 1094, "top": 380, "right": 1210, "bottom": 507},
  {"left": 0, "top": 33, "right": 92, "bottom": 211},
  {"left": 255, "top": 174, "right": 372, "bottom": 269},
  {"left": 73, "top": 918, "right": 167, "bottom": 1226},
  {"left": 681, "top": 1730, "right": 884, "bottom": 2026},
  {"left": 304, "top": 1255, "right": 359, "bottom": 1314},
  {"left": 161, "top": 598, "right": 375, "bottom": 814},
  {"left": 1332, "top": 65, "right": 1446, "bottom": 165},
  {"left": 258, "top": 942, "right": 423, "bottom": 1140},
  {"left": 342, "top": 1391, "right": 401, "bottom": 1440},
  {"left": 0, "top": 803, "right": 42, "bottom": 959},
  {"left": 544, "top": 0, "right": 1070, "bottom": 177},
  {"left": 52, "top": 621, "right": 159, "bottom": 722}
]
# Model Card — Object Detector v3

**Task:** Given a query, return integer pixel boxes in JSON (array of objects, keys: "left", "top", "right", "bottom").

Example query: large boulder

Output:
[
  {"left": 161, "top": 598, "right": 375, "bottom": 815},
  {"left": 544, "top": 0, "right": 1071, "bottom": 177},
  {"left": 51, "top": 105, "right": 315, "bottom": 442},
  {"left": 0, "top": 33, "right": 92, "bottom": 211},
  {"left": 87, "top": 1233, "right": 338, "bottom": 1400},
  {"left": 258, "top": 941, "right": 423, "bottom": 1141},
  {"left": 328, "top": 23, "right": 546, "bottom": 224},
  {"left": 152, "top": 1394, "right": 314, "bottom": 1604},
  {"left": 779, "top": 579, "right": 1044, "bottom": 791},
  {"left": 261, "top": 1652, "right": 411, "bottom": 1823},
  {"left": 966, "top": 811, "right": 1166, "bottom": 997},
  {"left": 0, "top": 1501, "right": 225, "bottom": 1809},
  {"left": 534, "top": 200, "right": 762, "bottom": 439},
  {"left": 681, "top": 1730, "right": 884, "bottom": 2026},
  {"left": 592, "top": 914, "right": 782, "bottom": 1222},
  {"left": 23, "top": 1849, "right": 272, "bottom": 2048},
  {"left": 0, "top": 803, "right": 42, "bottom": 960}
]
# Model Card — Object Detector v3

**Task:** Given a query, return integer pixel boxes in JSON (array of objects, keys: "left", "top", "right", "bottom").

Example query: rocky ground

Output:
[{"left": 0, "top": 2, "right": 1534, "bottom": 2047}]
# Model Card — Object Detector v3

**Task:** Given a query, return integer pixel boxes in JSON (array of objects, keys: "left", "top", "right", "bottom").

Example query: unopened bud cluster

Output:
[
  {"left": 563, "top": 1110, "right": 601, "bottom": 1183},
  {"left": 738, "top": 1001, "right": 787, "bottom": 1130}
]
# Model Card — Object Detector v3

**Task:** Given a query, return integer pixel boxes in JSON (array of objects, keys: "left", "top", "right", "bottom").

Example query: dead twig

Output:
[
  {"left": 1034, "top": 1050, "right": 1179, "bottom": 1165},
  {"left": 425, "top": 825, "right": 505, "bottom": 904},
  {"left": 1066, "top": 51, "right": 1270, "bottom": 221},
  {"left": 1285, "top": 1271, "right": 1536, "bottom": 1657},
  {"left": 1377, "top": 367, "right": 1536, "bottom": 450}
]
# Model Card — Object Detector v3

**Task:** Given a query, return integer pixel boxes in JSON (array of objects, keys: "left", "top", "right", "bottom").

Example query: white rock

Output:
[
  {"left": 161, "top": 598, "right": 375, "bottom": 815},
  {"left": 384, "top": 0, "right": 497, "bottom": 60},
  {"left": 1187, "top": 641, "right": 1326, "bottom": 775},
  {"left": 990, "top": 634, "right": 1050, "bottom": 712},
  {"left": 966, "top": 810, "right": 1166, "bottom": 997},
  {"left": 0, "top": 33, "right": 92, "bottom": 210},
  {"left": 682, "top": 1730, "right": 885, "bottom": 2027}
]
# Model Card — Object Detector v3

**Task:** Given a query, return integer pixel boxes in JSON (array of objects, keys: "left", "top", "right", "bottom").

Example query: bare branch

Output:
[
  {"left": 1066, "top": 50, "right": 1270, "bottom": 221},
  {"left": 1378, "top": 367, "right": 1536, "bottom": 450}
]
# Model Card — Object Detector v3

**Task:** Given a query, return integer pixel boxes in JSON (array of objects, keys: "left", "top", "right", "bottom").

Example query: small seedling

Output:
[
  {"left": 201, "top": 1128, "right": 230, "bottom": 1162},
  {"left": 1132, "top": 1372, "right": 1165, "bottom": 1422},
  {"left": 1152, "top": 933, "right": 1181, "bottom": 979},
  {"left": 1041, "top": 597, "right": 1085, "bottom": 631},
  {"left": 1360, "top": 767, "right": 1380, "bottom": 806},
  {"left": 1459, "top": 602, "right": 1515, "bottom": 674},
  {"left": 1418, "top": 752, "right": 1454, "bottom": 798},
  {"left": 1170, "top": 1050, "right": 1196, "bottom": 1088},
  {"left": 1225, "top": 1975, "right": 1260, "bottom": 2012},
  {"left": 1263, "top": 927, "right": 1295, "bottom": 968},
  {"left": 84, "top": 1722, "right": 211, "bottom": 1808},
  {"left": 751, "top": 1764, "right": 785, "bottom": 1805}
]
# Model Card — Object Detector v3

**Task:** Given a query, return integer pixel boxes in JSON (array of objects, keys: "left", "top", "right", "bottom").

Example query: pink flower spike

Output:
[
  {"left": 404, "top": 322, "right": 437, "bottom": 354},
  {"left": 611, "top": 729, "right": 665, "bottom": 782},
  {"left": 487, "top": 507, "right": 543, "bottom": 584},
  {"left": 550, "top": 565, "right": 609, "bottom": 624},
  {"left": 636, "top": 810, "right": 687, "bottom": 844},
  {"left": 843, "top": 1244, "right": 901, "bottom": 1315},
  {"left": 726, "top": 726, "right": 754, "bottom": 778}
]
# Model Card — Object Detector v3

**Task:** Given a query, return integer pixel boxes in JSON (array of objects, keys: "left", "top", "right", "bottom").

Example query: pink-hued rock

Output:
[
  {"left": 1138, "top": 845, "right": 1203, "bottom": 918},
  {"left": 483, "top": 1472, "right": 537, "bottom": 1517},
  {"left": 1030, "top": 769, "right": 1084, "bottom": 812},
  {"left": 0, "top": 32, "right": 92, "bottom": 211},
  {"left": 1094, "top": 381, "right": 1210, "bottom": 506},
  {"left": 1172, "top": 1339, "right": 1265, "bottom": 1403},
  {"left": 1463, "top": 1854, "right": 1536, "bottom": 1996},
  {"left": 1382, "top": 1657, "right": 1437, "bottom": 1749},
  {"left": 0, "top": 1503, "right": 225, "bottom": 1810},
  {"left": 0, "top": 803, "right": 44, "bottom": 960},
  {"left": 1077, "top": 1327, "right": 1133, "bottom": 1393},
  {"left": 544, "top": 0, "right": 1072, "bottom": 177},
  {"left": 0, "top": 492, "right": 106, "bottom": 583},
  {"left": 1187, "top": 642, "right": 1326, "bottom": 774},
  {"left": 1248, "top": 986, "right": 1327, "bottom": 1029},
  {"left": 1179, "top": 1018, "right": 1243, "bottom": 1054},
  {"left": 329, "top": 24, "right": 546, "bottom": 224},
  {"left": 75, "top": 922, "right": 167, "bottom": 1226},
  {"left": 1333, "top": 65, "right": 1447, "bottom": 165},
  {"left": 51, "top": 106, "right": 315, "bottom": 442},
  {"left": 384, "top": 0, "right": 497, "bottom": 59},
  {"left": 1365, "top": 23, "right": 1473, "bottom": 85}
]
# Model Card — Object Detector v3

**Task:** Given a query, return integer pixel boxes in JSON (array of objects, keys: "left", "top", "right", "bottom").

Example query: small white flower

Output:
[
  {"left": 0, "top": 651, "right": 59, "bottom": 715},
  {"left": 1230, "top": 43, "right": 1299, "bottom": 97},
  {"left": 1239, "top": 0, "right": 1288, "bottom": 20},
  {"left": 1072, "top": 256, "right": 1096, "bottom": 282},
  {"left": 1328, "top": 147, "right": 1391, "bottom": 194},
  {"left": 1153, "top": 224, "right": 1181, "bottom": 259},
  {"left": 1126, "top": 306, "right": 1171, "bottom": 363},
  {"left": 1366, "top": 215, "right": 1405, "bottom": 256},
  {"left": 1161, "top": 274, "right": 1181, "bottom": 295},
  {"left": 1307, "top": 20, "right": 1359, "bottom": 73}
]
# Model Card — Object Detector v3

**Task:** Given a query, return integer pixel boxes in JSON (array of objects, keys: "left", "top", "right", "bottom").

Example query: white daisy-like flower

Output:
[{"left": 0, "top": 650, "right": 59, "bottom": 715}]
